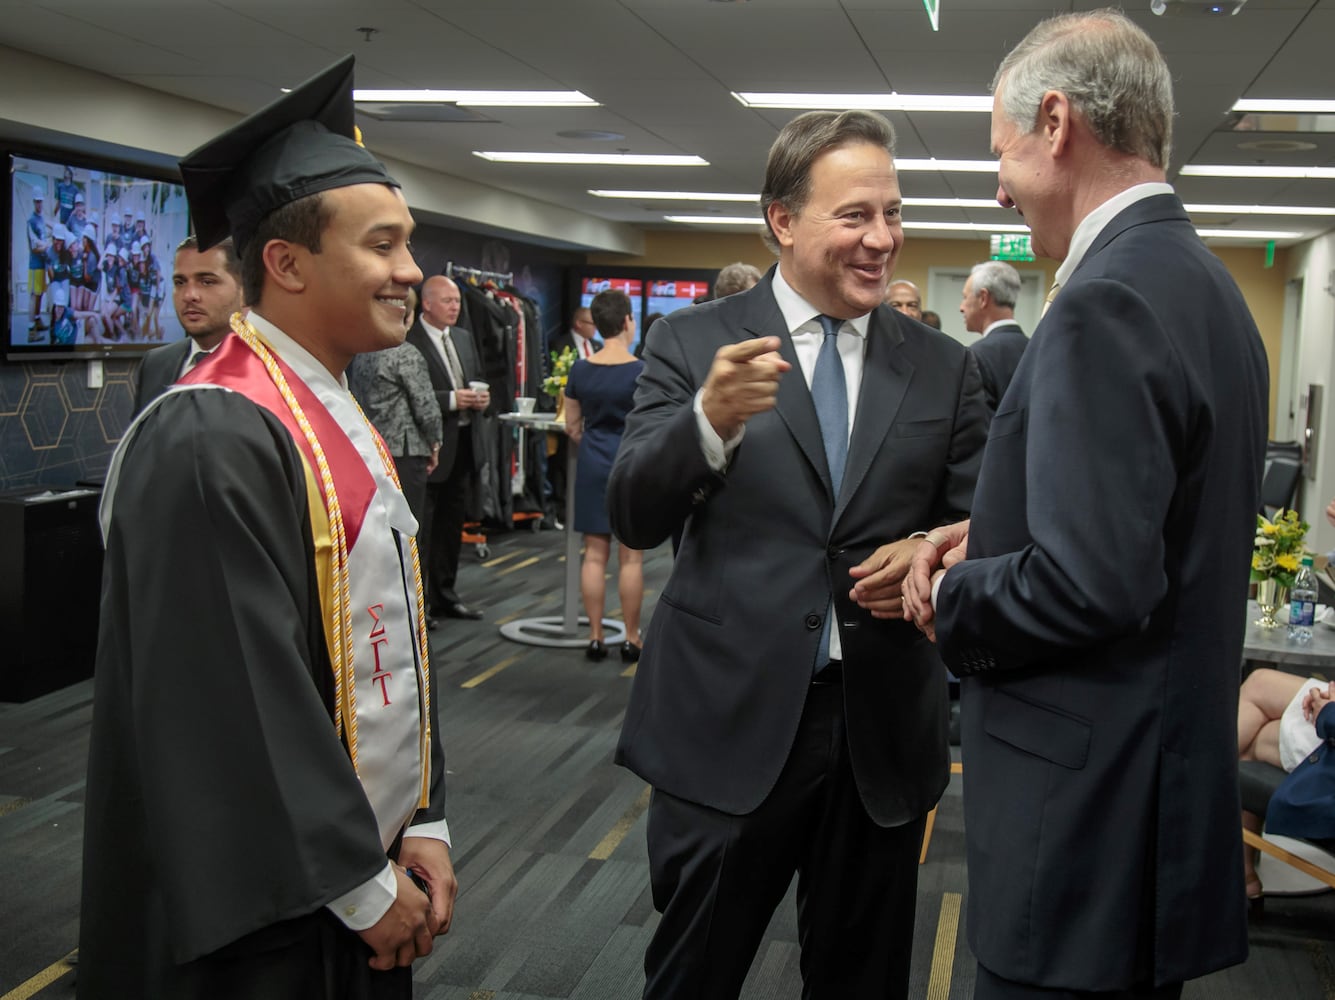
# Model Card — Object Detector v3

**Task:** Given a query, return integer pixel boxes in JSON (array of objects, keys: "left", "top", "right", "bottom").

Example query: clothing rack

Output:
[{"left": 444, "top": 261, "right": 514, "bottom": 285}]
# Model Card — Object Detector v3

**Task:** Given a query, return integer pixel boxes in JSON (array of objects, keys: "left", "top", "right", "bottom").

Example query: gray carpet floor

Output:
[{"left": 1, "top": 525, "right": 1331, "bottom": 998}]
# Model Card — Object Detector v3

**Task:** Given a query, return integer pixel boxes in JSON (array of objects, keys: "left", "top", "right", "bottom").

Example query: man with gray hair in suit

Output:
[{"left": 959, "top": 260, "right": 1028, "bottom": 411}]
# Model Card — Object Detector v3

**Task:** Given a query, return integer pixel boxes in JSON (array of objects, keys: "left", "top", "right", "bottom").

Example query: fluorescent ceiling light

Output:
[
  {"left": 475, "top": 152, "right": 708, "bottom": 166},
  {"left": 902, "top": 221, "right": 1029, "bottom": 233},
  {"left": 1195, "top": 228, "right": 1304, "bottom": 239},
  {"left": 1185, "top": 203, "right": 1335, "bottom": 216},
  {"left": 1180, "top": 165, "right": 1335, "bottom": 179},
  {"left": 904, "top": 197, "right": 1005, "bottom": 209},
  {"left": 896, "top": 158, "right": 998, "bottom": 173},
  {"left": 1233, "top": 99, "right": 1335, "bottom": 114},
  {"left": 662, "top": 216, "right": 1032, "bottom": 234},
  {"left": 355, "top": 89, "right": 597, "bottom": 107},
  {"left": 590, "top": 189, "right": 759, "bottom": 201},
  {"left": 733, "top": 92, "right": 991, "bottom": 112},
  {"left": 664, "top": 216, "right": 761, "bottom": 225}
]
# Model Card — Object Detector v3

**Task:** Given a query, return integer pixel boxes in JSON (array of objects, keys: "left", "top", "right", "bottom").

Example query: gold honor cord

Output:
[{"left": 228, "top": 316, "right": 432, "bottom": 801}]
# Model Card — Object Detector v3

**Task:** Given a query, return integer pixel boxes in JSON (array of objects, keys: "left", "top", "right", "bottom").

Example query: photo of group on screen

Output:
[{"left": 11, "top": 156, "right": 189, "bottom": 349}]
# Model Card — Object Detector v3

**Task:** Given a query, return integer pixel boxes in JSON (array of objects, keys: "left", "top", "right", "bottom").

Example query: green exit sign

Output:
[
  {"left": 923, "top": 0, "right": 941, "bottom": 31},
  {"left": 990, "top": 234, "right": 1034, "bottom": 261}
]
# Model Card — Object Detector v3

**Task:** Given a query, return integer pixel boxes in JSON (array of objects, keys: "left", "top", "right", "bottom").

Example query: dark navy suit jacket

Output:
[{"left": 936, "top": 194, "right": 1268, "bottom": 989}]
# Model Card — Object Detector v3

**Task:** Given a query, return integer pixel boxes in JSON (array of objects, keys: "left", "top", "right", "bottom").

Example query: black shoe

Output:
[
  {"left": 439, "top": 601, "right": 483, "bottom": 621},
  {"left": 620, "top": 641, "right": 641, "bottom": 663},
  {"left": 426, "top": 616, "right": 439, "bottom": 631},
  {"left": 586, "top": 640, "right": 608, "bottom": 661}
]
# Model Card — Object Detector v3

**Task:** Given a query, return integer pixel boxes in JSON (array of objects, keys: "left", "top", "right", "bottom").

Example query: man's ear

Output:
[
  {"left": 767, "top": 201, "right": 797, "bottom": 250},
  {"left": 1041, "top": 89, "right": 1073, "bottom": 157},
  {"left": 261, "top": 239, "right": 307, "bottom": 294}
]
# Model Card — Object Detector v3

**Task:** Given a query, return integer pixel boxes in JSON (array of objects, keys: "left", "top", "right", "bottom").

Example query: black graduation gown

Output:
[{"left": 78, "top": 388, "right": 445, "bottom": 999}]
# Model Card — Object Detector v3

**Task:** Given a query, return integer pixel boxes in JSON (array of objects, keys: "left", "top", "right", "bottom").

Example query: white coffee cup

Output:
[
  {"left": 468, "top": 380, "right": 489, "bottom": 392},
  {"left": 515, "top": 396, "right": 537, "bottom": 415}
]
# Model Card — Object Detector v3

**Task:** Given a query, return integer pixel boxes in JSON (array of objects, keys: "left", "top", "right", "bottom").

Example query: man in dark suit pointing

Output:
[
  {"left": 903, "top": 11, "right": 1268, "bottom": 998},
  {"left": 609, "top": 109, "right": 989, "bottom": 999},
  {"left": 132, "top": 235, "right": 243, "bottom": 416}
]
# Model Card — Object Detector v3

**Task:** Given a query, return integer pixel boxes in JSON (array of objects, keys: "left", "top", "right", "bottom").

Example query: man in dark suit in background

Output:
[
  {"left": 131, "top": 235, "right": 243, "bottom": 416},
  {"left": 902, "top": 11, "right": 1268, "bottom": 998},
  {"left": 408, "top": 274, "right": 489, "bottom": 622},
  {"left": 959, "top": 260, "right": 1028, "bottom": 411},
  {"left": 548, "top": 305, "right": 601, "bottom": 363},
  {"left": 609, "top": 109, "right": 990, "bottom": 999}
]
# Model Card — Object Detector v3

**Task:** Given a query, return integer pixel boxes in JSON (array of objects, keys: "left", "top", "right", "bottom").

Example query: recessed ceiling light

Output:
[
  {"left": 1180, "top": 165, "right": 1335, "bottom": 179},
  {"left": 903, "top": 197, "right": 1005, "bottom": 209},
  {"left": 733, "top": 92, "right": 991, "bottom": 112},
  {"left": 1195, "top": 228, "right": 1303, "bottom": 239},
  {"left": 1185, "top": 203, "right": 1335, "bottom": 216},
  {"left": 1233, "top": 99, "right": 1335, "bottom": 114},
  {"left": 558, "top": 130, "right": 626, "bottom": 141},
  {"left": 354, "top": 89, "right": 598, "bottom": 107},
  {"left": 896, "top": 159, "right": 998, "bottom": 173},
  {"left": 664, "top": 215, "right": 761, "bottom": 225},
  {"left": 476, "top": 152, "right": 708, "bottom": 166},
  {"left": 591, "top": 190, "right": 759, "bottom": 201},
  {"left": 902, "top": 221, "right": 1029, "bottom": 233}
]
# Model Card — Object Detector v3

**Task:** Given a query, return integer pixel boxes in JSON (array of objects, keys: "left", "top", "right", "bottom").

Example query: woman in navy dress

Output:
[{"left": 563, "top": 290, "right": 645, "bottom": 662}]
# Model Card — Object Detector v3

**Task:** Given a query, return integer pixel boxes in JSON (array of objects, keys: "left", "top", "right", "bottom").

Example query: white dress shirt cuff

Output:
[
  {"left": 326, "top": 862, "right": 396, "bottom": 931},
  {"left": 404, "top": 818, "right": 452, "bottom": 848},
  {"left": 448, "top": 390, "right": 460, "bottom": 412},
  {"left": 693, "top": 389, "right": 744, "bottom": 472},
  {"left": 931, "top": 571, "right": 945, "bottom": 611}
]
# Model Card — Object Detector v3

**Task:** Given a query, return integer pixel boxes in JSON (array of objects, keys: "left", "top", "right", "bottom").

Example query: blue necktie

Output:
[
  {"left": 811, "top": 314, "right": 848, "bottom": 673},
  {"left": 811, "top": 315, "right": 848, "bottom": 495}
]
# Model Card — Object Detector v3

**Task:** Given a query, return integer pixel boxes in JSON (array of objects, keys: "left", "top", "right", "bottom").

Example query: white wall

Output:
[
  {"left": 0, "top": 45, "right": 644, "bottom": 256},
  {"left": 1286, "top": 232, "right": 1335, "bottom": 554}
]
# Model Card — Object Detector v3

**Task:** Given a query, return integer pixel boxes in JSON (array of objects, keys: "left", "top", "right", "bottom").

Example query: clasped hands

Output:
[
  {"left": 1302, "top": 680, "right": 1334, "bottom": 724},
  {"left": 358, "top": 836, "right": 457, "bottom": 971},
  {"left": 850, "top": 519, "right": 970, "bottom": 642}
]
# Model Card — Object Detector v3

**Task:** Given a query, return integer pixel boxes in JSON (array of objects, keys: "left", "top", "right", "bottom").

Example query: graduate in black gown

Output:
[{"left": 78, "top": 56, "right": 455, "bottom": 999}]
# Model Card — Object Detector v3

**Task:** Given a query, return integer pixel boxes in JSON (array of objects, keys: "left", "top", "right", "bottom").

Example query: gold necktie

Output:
[{"left": 1041, "top": 282, "right": 1061, "bottom": 317}]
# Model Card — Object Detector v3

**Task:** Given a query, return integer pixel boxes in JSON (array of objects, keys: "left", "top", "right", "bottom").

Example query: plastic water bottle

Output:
[{"left": 1288, "top": 555, "right": 1317, "bottom": 643}]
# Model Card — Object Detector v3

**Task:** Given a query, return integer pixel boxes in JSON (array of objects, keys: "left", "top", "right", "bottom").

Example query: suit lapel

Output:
[
  {"left": 409, "top": 324, "right": 451, "bottom": 390},
  {"left": 740, "top": 289, "right": 831, "bottom": 501},
  {"left": 836, "top": 307, "right": 912, "bottom": 522}
]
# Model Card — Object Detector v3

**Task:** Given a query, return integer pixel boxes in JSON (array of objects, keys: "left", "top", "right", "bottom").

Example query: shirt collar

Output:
[
  {"left": 982, "top": 318, "right": 1019, "bottom": 336},
  {"left": 247, "top": 311, "right": 349, "bottom": 392},
  {"left": 420, "top": 317, "right": 447, "bottom": 340},
  {"left": 771, "top": 265, "right": 870, "bottom": 338},
  {"left": 1055, "top": 182, "right": 1174, "bottom": 287}
]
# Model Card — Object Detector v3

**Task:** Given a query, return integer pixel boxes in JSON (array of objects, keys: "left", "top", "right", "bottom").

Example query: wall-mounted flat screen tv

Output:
[{"left": 7, "top": 150, "right": 190, "bottom": 360}]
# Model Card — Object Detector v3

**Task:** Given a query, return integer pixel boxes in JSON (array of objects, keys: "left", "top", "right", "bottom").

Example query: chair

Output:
[
  {"left": 1238, "top": 760, "right": 1335, "bottom": 894},
  {"left": 1260, "top": 440, "right": 1303, "bottom": 517}
]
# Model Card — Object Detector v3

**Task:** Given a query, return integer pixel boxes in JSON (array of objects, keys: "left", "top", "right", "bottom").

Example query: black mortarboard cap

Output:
[{"left": 179, "top": 54, "right": 398, "bottom": 254}]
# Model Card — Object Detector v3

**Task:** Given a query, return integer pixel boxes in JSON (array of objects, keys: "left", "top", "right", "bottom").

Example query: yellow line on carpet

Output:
[
  {"left": 0, "top": 797, "right": 31, "bottom": 819},
  {"left": 620, "top": 663, "right": 637, "bottom": 678},
  {"left": 481, "top": 550, "right": 525, "bottom": 568},
  {"left": 496, "top": 555, "right": 541, "bottom": 577},
  {"left": 0, "top": 950, "right": 77, "bottom": 1000},
  {"left": 926, "top": 892, "right": 962, "bottom": 1000},
  {"left": 589, "top": 785, "right": 652, "bottom": 860},
  {"left": 950, "top": 761, "right": 963, "bottom": 775},
  {"left": 461, "top": 656, "right": 520, "bottom": 689}
]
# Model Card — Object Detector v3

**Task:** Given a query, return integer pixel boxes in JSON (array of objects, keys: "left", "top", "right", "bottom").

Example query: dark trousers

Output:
[
  {"left": 973, "top": 965, "right": 1183, "bottom": 1000},
  {"left": 422, "top": 434, "right": 473, "bottom": 611},
  {"left": 391, "top": 454, "right": 429, "bottom": 531},
  {"left": 642, "top": 682, "right": 927, "bottom": 1000}
]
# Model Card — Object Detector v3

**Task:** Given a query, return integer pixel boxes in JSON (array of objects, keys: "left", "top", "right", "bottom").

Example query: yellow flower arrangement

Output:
[
  {"left": 542, "top": 346, "right": 577, "bottom": 398},
  {"left": 1251, "top": 508, "right": 1310, "bottom": 589}
]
